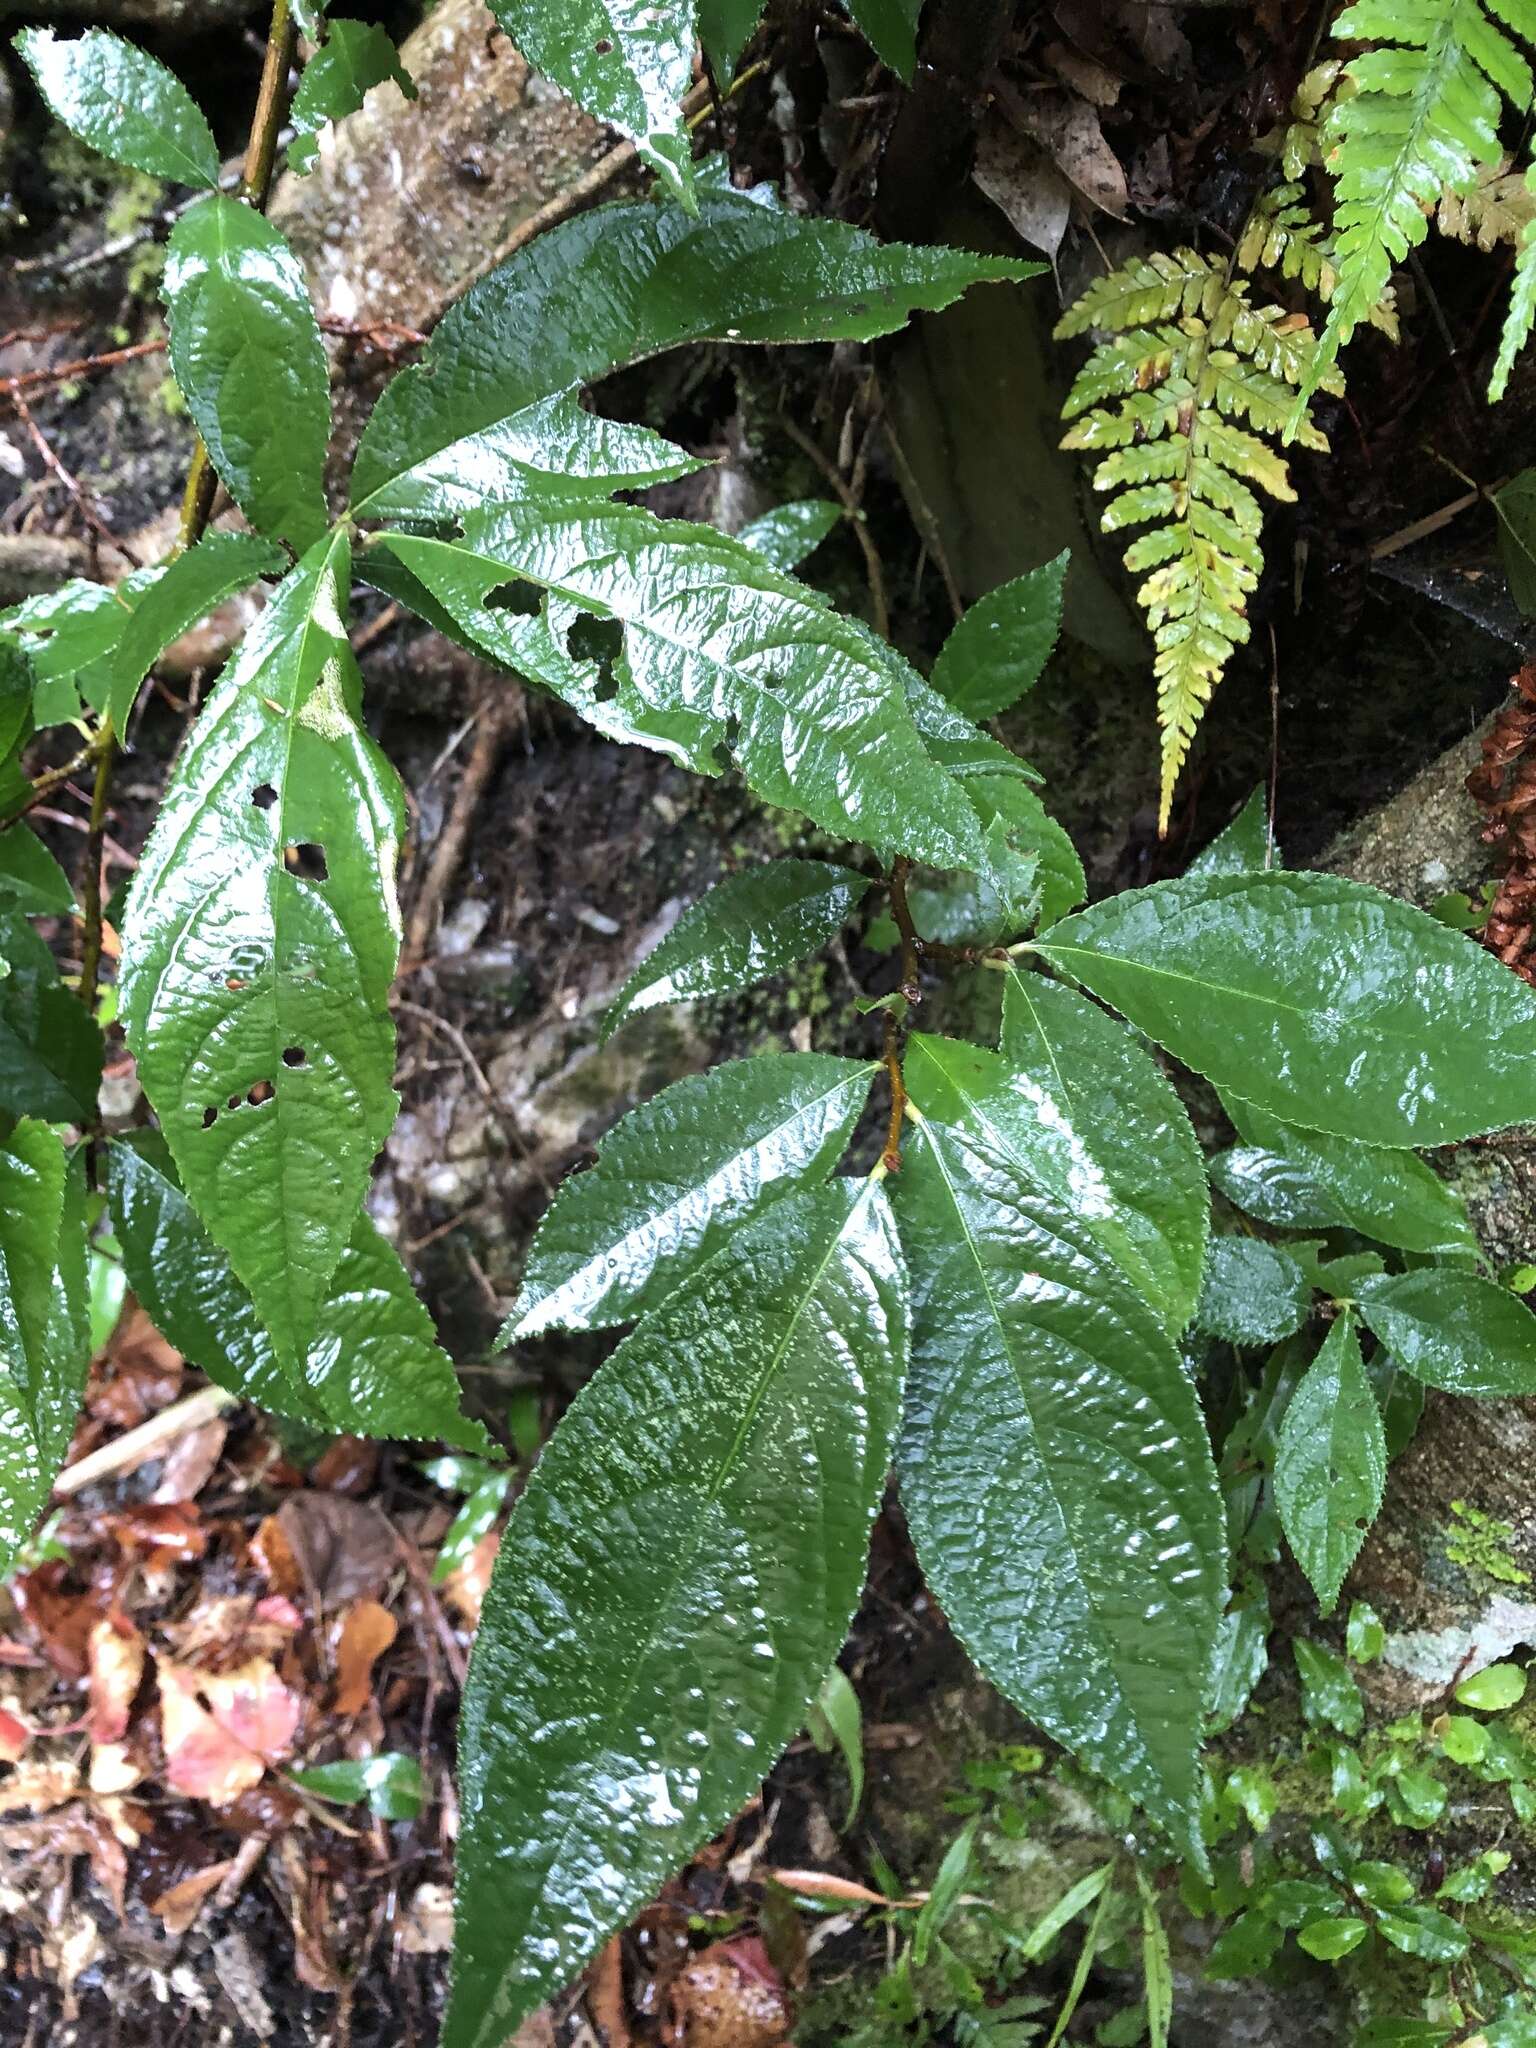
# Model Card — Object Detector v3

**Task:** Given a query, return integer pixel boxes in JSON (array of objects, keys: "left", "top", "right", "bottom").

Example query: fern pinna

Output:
[{"left": 1056, "top": 253, "right": 1339, "bottom": 830}]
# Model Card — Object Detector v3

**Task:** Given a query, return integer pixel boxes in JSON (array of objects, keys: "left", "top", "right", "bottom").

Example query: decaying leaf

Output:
[
  {"left": 668, "top": 1936, "right": 793, "bottom": 2048},
  {"left": 86, "top": 1615, "right": 145, "bottom": 1743},
  {"left": 331, "top": 1598, "right": 398, "bottom": 1716}
]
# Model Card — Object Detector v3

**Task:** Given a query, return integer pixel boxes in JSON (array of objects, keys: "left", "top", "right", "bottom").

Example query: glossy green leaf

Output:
[
  {"left": 602, "top": 865, "right": 870, "bottom": 1043},
  {"left": 381, "top": 504, "right": 983, "bottom": 874},
  {"left": 1207, "top": 1596, "right": 1270, "bottom": 1734},
  {"left": 1376, "top": 1905, "right": 1468, "bottom": 1963},
  {"left": 1208, "top": 1146, "right": 1343, "bottom": 1233},
  {"left": 1188, "top": 788, "right": 1277, "bottom": 877},
  {"left": 1000, "top": 970, "right": 1208, "bottom": 1335},
  {"left": 350, "top": 171, "right": 1031, "bottom": 520},
  {"left": 1297, "top": 1916, "right": 1368, "bottom": 1960},
  {"left": 1454, "top": 1662, "right": 1527, "bottom": 1710},
  {"left": 930, "top": 553, "right": 1067, "bottom": 721},
  {"left": 119, "top": 536, "right": 404, "bottom": 1369},
  {"left": 1137, "top": 1869, "right": 1172, "bottom": 2048},
  {"left": 0, "top": 824, "right": 73, "bottom": 917},
  {"left": 291, "top": 1752, "right": 425, "bottom": 1819},
  {"left": 2, "top": 571, "right": 165, "bottom": 727},
  {"left": 104, "top": 532, "right": 283, "bottom": 732},
  {"left": 847, "top": 0, "right": 921, "bottom": 77},
  {"left": 107, "top": 1132, "right": 489, "bottom": 1449},
  {"left": 1274, "top": 1316, "right": 1385, "bottom": 1615},
  {"left": 288, "top": 20, "right": 415, "bottom": 174},
  {"left": 698, "top": 0, "right": 762, "bottom": 77},
  {"left": 501, "top": 1051, "right": 875, "bottom": 1339},
  {"left": 450, "top": 1179, "right": 906, "bottom": 2047},
  {"left": 1293, "top": 1639, "right": 1363, "bottom": 1735},
  {"left": 0, "top": 1121, "right": 67, "bottom": 1397},
  {"left": 15, "top": 27, "right": 219, "bottom": 187},
  {"left": 0, "top": 913, "right": 103, "bottom": 1124},
  {"left": 163, "top": 197, "right": 331, "bottom": 550},
  {"left": 1196, "top": 1237, "right": 1310, "bottom": 1346},
  {"left": 1358, "top": 1269, "right": 1536, "bottom": 1396},
  {"left": 0, "top": 637, "right": 34, "bottom": 766},
  {"left": 895, "top": 1034, "right": 1225, "bottom": 1852},
  {"left": 1036, "top": 869, "right": 1536, "bottom": 1146},
  {"left": 735, "top": 499, "right": 842, "bottom": 574},
  {"left": 430, "top": 1467, "right": 512, "bottom": 1584},
  {"left": 1347, "top": 1601, "right": 1384, "bottom": 1663}
]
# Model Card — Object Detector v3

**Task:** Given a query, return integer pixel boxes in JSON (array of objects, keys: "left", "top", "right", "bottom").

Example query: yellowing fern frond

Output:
[
  {"left": 1435, "top": 156, "right": 1536, "bottom": 248},
  {"left": 1238, "top": 182, "right": 1399, "bottom": 339},
  {"left": 1058, "top": 251, "right": 1342, "bottom": 830}
]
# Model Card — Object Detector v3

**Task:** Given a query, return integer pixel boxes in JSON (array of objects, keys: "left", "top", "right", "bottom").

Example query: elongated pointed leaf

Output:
[
  {"left": 1358, "top": 1269, "right": 1536, "bottom": 1396},
  {"left": 0, "top": 823, "right": 73, "bottom": 917},
  {"left": 0, "top": 1121, "right": 67, "bottom": 1396},
  {"left": 119, "top": 535, "right": 404, "bottom": 1369},
  {"left": 15, "top": 27, "right": 220, "bottom": 188},
  {"left": 1000, "top": 970, "right": 1207, "bottom": 1334},
  {"left": 451, "top": 1180, "right": 907, "bottom": 2047},
  {"left": 164, "top": 197, "right": 331, "bottom": 550},
  {"left": 1189, "top": 787, "right": 1278, "bottom": 877},
  {"left": 1196, "top": 1237, "right": 1310, "bottom": 1346},
  {"left": 503, "top": 1052, "right": 875, "bottom": 1340},
  {"left": 930, "top": 553, "right": 1067, "bottom": 721},
  {"left": 699, "top": 0, "right": 762, "bottom": 77},
  {"left": 3, "top": 570, "right": 167, "bottom": 728},
  {"left": 107, "top": 1133, "right": 490, "bottom": 1448},
  {"left": 288, "top": 20, "right": 415, "bottom": 174},
  {"left": 0, "top": 913, "right": 103, "bottom": 1124},
  {"left": 1036, "top": 870, "right": 1536, "bottom": 1146},
  {"left": 0, "top": 637, "right": 34, "bottom": 766},
  {"left": 350, "top": 172, "right": 1032, "bottom": 521},
  {"left": 104, "top": 532, "right": 283, "bottom": 732},
  {"left": 1274, "top": 1315, "right": 1385, "bottom": 1615},
  {"left": 603, "top": 863, "right": 870, "bottom": 1043},
  {"left": 895, "top": 1034, "right": 1225, "bottom": 1851},
  {"left": 736, "top": 499, "right": 842, "bottom": 574}
]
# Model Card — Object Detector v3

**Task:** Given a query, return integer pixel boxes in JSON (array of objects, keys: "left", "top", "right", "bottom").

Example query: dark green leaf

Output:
[
  {"left": 1196, "top": 1238, "right": 1310, "bottom": 1346},
  {"left": 1207, "top": 1595, "right": 1270, "bottom": 1734},
  {"left": 163, "top": 197, "right": 331, "bottom": 550},
  {"left": 1375, "top": 1905, "right": 1468, "bottom": 1963},
  {"left": 288, "top": 20, "right": 415, "bottom": 174},
  {"left": 1036, "top": 869, "right": 1536, "bottom": 1146},
  {"left": 930, "top": 553, "right": 1067, "bottom": 721},
  {"left": 846, "top": 0, "right": 921, "bottom": 77},
  {"left": 0, "top": 636, "right": 34, "bottom": 767},
  {"left": 104, "top": 531, "right": 283, "bottom": 732},
  {"left": 450, "top": 1180, "right": 906, "bottom": 2047},
  {"left": 1000, "top": 970, "right": 1208, "bottom": 1335},
  {"left": 350, "top": 172, "right": 1033, "bottom": 521},
  {"left": 1384, "top": 1764, "right": 1446, "bottom": 1829},
  {"left": 1204, "top": 1909, "right": 1283, "bottom": 1978},
  {"left": 1188, "top": 788, "right": 1277, "bottom": 877},
  {"left": 895, "top": 1034, "right": 1225, "bottom": 1852},
  {"left": 1208, "top": 1147, "right": 1345, "bottom": 1232},
  {"left": 1294, "top": 1639, "right": 1363, "bottom": 1735},
  {"left": 501, "top": 1052, "right": 875, "bottom": 1339},
  {"left": 291, "top": 1752, "right": 425, "bottom": 1819},
  {"left": 735, "top": 499, "right": 842, "bottom": 573},
  {"left": 0, "top": 824, "right": 74, "bottom": 917},
  {"left": 807, "top": 1665, "right": 863, "bottom": 1828},
  {"left": 15, "top": 27, "right": 219, "bottom": 187},
  {"left": 698, "top": 0, "right": 763, "bottom": 77},
  {"left": 0, "top": 913, "right": 103, "bottom": 1123},
  {"left": 1495, "top": 469, "right": 1536, "bottom": 618},
  {"left": 1358, "top": 1269, "right": 1536, "bottom": 1396},
  {"left": 107, "top": 1132, "right": 490, "bottom": 1449},
  {"left": 119, "top": 536, "right": 404, "bottom": 1369},
  {"left": 1258, "top": 1878, "right": 1339, "bottom": 1927},
  {"left": 1274, "top": 1316, "right": 1386, "bottom": 1615}
]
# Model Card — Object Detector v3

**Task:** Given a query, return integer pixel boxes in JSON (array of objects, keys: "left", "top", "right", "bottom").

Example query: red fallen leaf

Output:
[
  {"left": 0, "top": 1707, "right": 30, "bottom": 1762},
  {"left": 159, "top": 1664, "right": 267, "bottom": 1807},
  {"left": 198, "top": 1657, "right": 303, "bottom": 1764},
  {"left": 255, "top": 1594, "right": 305, "bottom": 1632},
  {"left": 331, "top": 1599, "right": 397, "bottom": 1717},
  {"left": 87, "top": 1615, "right": 145, "bottom": 1743},
  {"left": 10, "top": 1562, "right": 101, "bottom": 1679},
  {"left": 162, "top": 1591, "right": 300, "bottom": 1668}
]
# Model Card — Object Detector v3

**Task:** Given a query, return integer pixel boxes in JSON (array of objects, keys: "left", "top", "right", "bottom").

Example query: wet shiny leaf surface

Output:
[
  {"left": 1274, "top": 1315, "right": 1385, "bottom": 1615},
  {"left": 735, "top": 499, "right": 842, "bottom": 574},
  {"left": 104, "top": 532, "right": 283, "bottom": 733},
  {"left": 451, "top": 1180, "right": 906, "bottom": 2048},
  {"left": 0, "top": 823, "right": 74, "bottom": 917},
  {"left": 15, "top": 27, "right": 220, "bottom": 187},
  {"left": 930, "top": 551, "right": 1067, "bottom": 721},
  {"left": 1196, "top": 1237, "right": 1310, "bottom": 1346},
  {"left": 287, "top": 20, "right": 415, "bottom": 174},
  {"left": 1358, "top": 1268, "right": 1536, "bottom": 1395},
  {"left": 0, "top": 912, "right": 103, "bottom": 1124},
  {"left": 895, "top": 1034, "right": 1225, "bottom": 1852},
  {"left": 1188, "top": 787, "right": 1277, "bottom": 876},
  {"left": 502, "top": 1052, "right": 875, "bottom": 1341}
]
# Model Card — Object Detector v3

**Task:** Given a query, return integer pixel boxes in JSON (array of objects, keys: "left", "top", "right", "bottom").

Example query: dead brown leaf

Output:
[
  {"left": 149, "top": 1860, "right": 235, "bottom": 1935},
  {"left": 974, "top": 115, "right": 1073, "bottom": 262},
  {"left": 332, "top": 1598, "right": 398, "bottom": 1716},
  {"left": 1007, "top": 88, "right": 1128, "bottom": 218},
  {"left": 87, "top": 1615, "right": 145, "bottom": 1743},
  {"left": 148, "top": 1417, "right": 228, "bottom": 1504},
  {"left": 587, "top": 1933, "right": 631, "bottom": 2047},
  {"left": 278, "top": 1492, "right": 398, "bottom": 1608}
]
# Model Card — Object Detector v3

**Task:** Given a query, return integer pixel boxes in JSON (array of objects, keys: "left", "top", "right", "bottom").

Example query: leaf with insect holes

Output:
[
  {"left": 1274, "top": 1314, "right": 1385, "bottom": 1614},
  {"left": 119, "top": 534, "right": 404, "bottom": 1371},
  {"left": 451, "top": 1179, "right": 906, "bottom": 2048},
  {"left": 1358, "top": 1268, "right": 1536, "bottom": 1396},
  {"left": 287, "top": 20, "right": 415, "bottom": 173},
  {"left": 163, "top": 197, "right": 331, "bottom": 551},
  {"left": 601, "top": 864, "right": 871, "bottom": 1043},
  {"left": 501, "top": 1053, "right": 876, "bottom": 1341},
  {"left": 104, "top": 532, "right": 284, "bottom": 732},
  {"left": 930, "top": 553, "right": 1068, "bottom": 721},
  {"left": 15, "top": 27, "right": 220, "bottom": 187}
]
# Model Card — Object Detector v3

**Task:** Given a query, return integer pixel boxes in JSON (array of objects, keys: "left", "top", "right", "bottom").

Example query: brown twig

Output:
[
  {"left": 9, "top": 388, "right": 140, "bottom": 566},
  {"left": 401, "top": 695, "right": 520, "bottom": 969},
  {"left": 776, "top": 412, "right": 890, "bottom": 639}
]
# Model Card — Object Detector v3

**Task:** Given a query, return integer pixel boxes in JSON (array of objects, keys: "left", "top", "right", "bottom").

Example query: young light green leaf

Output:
[
  {"left": 1358, "top": 1269, "right": 1536, "bottom": 1396},
  {"left": 1019, "top": 1862, "right": 1115, "bottom": 1963},
  {"left": 163, "top": 197, "right": 331, "bottom": 551},
  {"left": 103, "top": 531, "right": 283, "bottom": 733},
  {"left": 1036, "top": 869, "right": 1536, "bottom": 1146},
  {"left": 1294, "top": 1638, "right": 1363, "bottom": 1735},
  {"left": 1196, "top": 1238, "right": 1310, "bottom": 1346},
  {"left": 288, "top": 20, "right": 415, "bottom": 174},
  {"left": 15, "top": 27, "right": 220, "bottom": 188},
  {"left": 429, "top": 1465, "right": 512, "bottom": 1584},
  {"left": 450, "top": 1179, "right": 907, "bottom": 2048},
  {"left": 0, "top": 824, "right": 74, "bottom": 918},
  {"left": 1297, "top": 1916, "right": 1369, "bottom": 1961},
  {"left": 350, "top": 171, "right": 1032, "bottom": 522},
  {"left": 930, "top": 553, "right": 1068, "bottom": 722},
  {"left": 1188, "top": 787, "right": 1278, "bottom": 877},
  {"left": 1000, "top": 971, "right": 1208, "bottom": 1335},
  {"left": 735, "top": 499, "right": 842, "bottom": 574},
  {"left": 911, "top": 1816, "right": 978, "bottom": 1967},
  {"left": 698, "top": 0, "right": 762, "bottom": 78},
  {"left": 1136, "top": 1869, "right": 1172, "bottom": 2048},
  {"left": 107, "top": 1132, "right": 490, "bottom": 1450},
  {"left": 0, "top": 912, "right": 103, "bottom": 1124},
  {"left": 291, "top": 1752, "right": 425, "bottom": 1819},
  {"left": 896, "top": 1034, "right": 1225, "bottom": 1854},
  {"left": 501, "top": 1052, "right": 875, "bottom": 1340},
  {"left": 846, "top": 0, "right": 921, "bottom": 78},
  {"left": 1347, "top": 1601, "right": 1385, "bottom": 1663},
  {"left": 1454, "top": 1662, "right": 1527, "bottom": 1711},
  {"left": 808, "top": 1665, "right": 864, "bottom": 1828},
  {"left": 1208, "top": 1596, "right": 1270, "bottom": 1734},
  {"left": 119, "top": 536, "right": 404, "bottom": 1369},
  {"left": 1274, "top": 1316, "right": 1386, "bottom": 1615},
  {"left": 602, "top": 864, "right": 871, "bottom": 1044}
]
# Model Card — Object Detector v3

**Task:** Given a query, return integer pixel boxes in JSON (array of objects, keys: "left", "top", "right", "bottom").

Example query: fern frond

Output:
[
  {"left": 1492, "top": 163, "right": 1536, "bottom": 397},
  {"left": 1056, "top": 252, "right": 1335, "bottom": 829},
  {"left": 1239, "top": 182, "right": 1401, "bottom": 338},
  {"left": 1434, "top": 154, "right": 1536, "bottom": 245},
  {"left": 1310, "top": 0, "right": 1536, "bottom": 389}
]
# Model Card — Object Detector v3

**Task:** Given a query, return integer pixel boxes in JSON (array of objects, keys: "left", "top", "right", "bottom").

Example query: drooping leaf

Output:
[
  {"left": 602, "top": 863, "right": 871, "bottom": 1043},
  {"left": 1358, "top": 1268, "right": 1536, "bottom": 1396},
  {"left": 287, "top": 20, "right": 416, "bottom": 174},
  {"left": 735, "top": 499, "right": 842, "bottom": 574},
  {"left": 501, "top": 1052, "right": 875, "bottom": 1341},
  {"left": 450, "top": 1179, "right": 907, "bottom": 2047},
  {"left": 999, "top": 970, "right": 1207, "bottom": 1335},
  {"left": 1494, "top": 468, "right": 1536, "bottom": 616},
  {"left": 1196, "top": 1237, "right": 1310, "bottom": 1346},
  {"left": 1036, "top": 869, "right": 1536, "bottom": 1146},
  {"left": 698, "top": 0, "right": 763, "bottom": 79},
  {"left": 14, "top": 27, "right": 220, "bottom": 188},
  {"left": 119, "top": 535, "right": 403, "bottom": 1370},
  {"left": 107, "top": 1132, "right": 490, "bottom": 1449},
  {"left": 163, "top": 197, "right": 331, "bottom": 551},
  {"left": 1188, "top": 787, "right": 1278, "bottom": 877},
  {"left": 0, "top": 824, "right": 74, "bottom": 918},
  {"left": 0, "top": 912, "right": 103, "bottom": 1124},
  {"left": 930, "top": 553, "right": 1068, "bottom": 722},
  {"left": 846, "top": 0, "right": 921, "bottom": 78},
  {"left": 1274, "top": 1315, "right": 1386, "bottom": 1615},
  {"left": 104, "top": 532, "right": 283, "bottom": 732},
  {"left": 895, "top": 1033, "right": 1226, "bottom": 1852},
  {"left": 350, "top": 171, "right": 1033, "bottom": 522}
]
